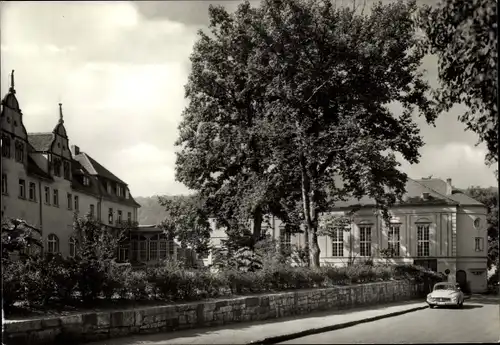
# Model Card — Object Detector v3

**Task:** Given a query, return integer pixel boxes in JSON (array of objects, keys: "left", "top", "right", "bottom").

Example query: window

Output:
[
  {"left": 127, "top": 211, "right": 132, "bottom": 223},
  {"left": 473, "top": 218, "right": 481, "bottom": 229},
  {"left": 107, "top": 182, "right": 112, "bottom": 194},
  {"left": 159, "top": 236, "right": 167, "bottom": 259},
  {"left": 53, "top": 189, "right": 59, "bottom": 206},
  {"left": 74, "top": 195, "right": 79, "bottom": 212},
  {"left": 28, "top": 182, "right": 36, "bottom": 201},
  {"left": 149, "top": 236, "right": 158, "bottom": 261},
  {"left": 47, "top": 234, "right": 59, "bottom": 254},
  {"left": 108, "top": 208, "right": 113, "bottom": 224},
  {"left": 279, "top": 226, "right": 291, "bottom": 251},
  {"left": 116, "top": 185, "right": 122, "bottom": 197},
  {"left": 53, "top": 158, "right": 61, "bottom": 177},
  {"left": 125, "top": 189, "right": 129, "bottom": 199},
  {"left": 44, "top": 186, "right": 50, "bottom": 204},
  {"left": 63, "top": 161, "right": 70, "bottom": 180},
  {"left": 475, "top": 237, "right": 484, "bottom": 252},
  {"left": 14, "top": 141, "right": 23, "bottom": 162},
  {"left": 69, "top": 237, "right": 77, "bottom": 258},
  {"left": 18, "top": 179, "right": 25, "bottom": 199},
  {"left": 417, "top": 224, "right": 430, "bottom": 257},
  {"left": 2, "top": 135, "right": 11, "bottom": 158},
  {"left": 83, "top": 176, "right": 90, "bottom": 186},
  {"left": 359, "top": 226, "right": 372, "bottom": 257},
  {"left": 117, "top": 210, "right": 122, "bottom": 223},
  {"left": 139, "top": 237, "right": 147, "bottom": 261},
  {"left": 388, "top": 225, "right": 401, "bottom": 257},
  {"left": 67, "top": 193, "right": 72, "bottom": 210},
  {"left": 90, "top": 204, "right": 95, "bottom": 217},
  {"left": 2, "top": 174, "right": 7, "bottom": 195},
  {"left": 168, "top": 240, "right": 175, "bottom": 258},
  {"left": 331, "top": 227, "right": 344, "bottom": 257},
  {"left": 118, "top": 242, "right": 129, "bottom": 262}
]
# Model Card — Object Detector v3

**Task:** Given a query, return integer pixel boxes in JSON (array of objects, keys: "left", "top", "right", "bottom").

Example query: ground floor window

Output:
[{"left": 47, "top": 234, "right": 59, "bottom": 254}]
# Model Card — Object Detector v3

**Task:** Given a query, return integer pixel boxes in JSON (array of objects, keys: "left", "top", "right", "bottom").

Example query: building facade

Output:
[
  {"left": 1, "top": 71, "right": 141, "bottom": 257},
  {"left": 204, "top": 178, "right": 489, "bottom": 293}
]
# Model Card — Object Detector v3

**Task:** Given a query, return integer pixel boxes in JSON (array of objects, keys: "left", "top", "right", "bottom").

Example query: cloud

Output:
[{"left": 1, "top": 0, "right": 496, "bottom": 199}]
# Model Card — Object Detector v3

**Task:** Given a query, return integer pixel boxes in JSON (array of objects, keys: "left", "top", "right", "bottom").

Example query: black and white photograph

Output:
[{"left": 1, "top": 0, "right": 498, "bottom": 344}]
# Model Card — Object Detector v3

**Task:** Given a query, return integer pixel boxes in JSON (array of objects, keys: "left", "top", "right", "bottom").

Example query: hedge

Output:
[{"left": 2, "top": 253, "right": 445, "bottom": 314}]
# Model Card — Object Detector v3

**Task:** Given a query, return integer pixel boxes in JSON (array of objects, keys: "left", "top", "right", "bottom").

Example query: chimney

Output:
[
  {"left": 422, "top": 192, "right": 430, "bottom": 200},
  {"left": 71, "top": 145, "right": 80, "bottom": 155},
  {"left": 446, "top": 178, "right": 452, "bottom": 195}
]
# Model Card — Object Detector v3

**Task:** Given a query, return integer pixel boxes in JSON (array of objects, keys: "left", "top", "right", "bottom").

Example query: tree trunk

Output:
[
  {"left": 252, "top": 206, "right": 263, "bottom": 245},
  {"left": 300, "top": 154, "right": 311, "bottom": 267},
  {"left": 309, "top": 190, "right": 320, "bottom": 268}
]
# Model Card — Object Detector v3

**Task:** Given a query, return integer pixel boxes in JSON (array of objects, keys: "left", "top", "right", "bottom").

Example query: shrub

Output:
[{"left": 2, "top": 259, "right": 24, "bottom": 310}]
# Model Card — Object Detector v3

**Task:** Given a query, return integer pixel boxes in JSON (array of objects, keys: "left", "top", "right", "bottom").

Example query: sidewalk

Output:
[{"left": 88, "top": 299, "right": 428, "bottom": 345}]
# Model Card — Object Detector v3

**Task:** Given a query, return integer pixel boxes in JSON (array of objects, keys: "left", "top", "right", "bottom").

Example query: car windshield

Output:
[{"left": 434, "top": 284, "right": 456, "bottom": 291}]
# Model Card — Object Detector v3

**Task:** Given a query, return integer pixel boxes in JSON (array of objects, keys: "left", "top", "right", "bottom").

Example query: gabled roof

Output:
[
  {"left": 447, "top": 192, "right": 485, "bottom": 206},
  {"left": 333, "top": 178, "right": 460, "bottom": 209},
  {"left": 26, "top": 155, "right": 52, "bottom": 181},
  {"left": 74, "top": 152, "right": 126, "bottom": 185},
  {"left": 27, "top": 133, "right": 54, "bottom": 152}
]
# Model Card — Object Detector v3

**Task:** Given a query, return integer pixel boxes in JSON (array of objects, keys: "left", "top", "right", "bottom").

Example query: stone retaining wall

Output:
[{"left": 4, "top": 280, "right": 422, "bottom": 345}]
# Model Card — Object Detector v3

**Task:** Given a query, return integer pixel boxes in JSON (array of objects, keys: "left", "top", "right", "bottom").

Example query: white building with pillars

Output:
[
  {"left": 1, "top": 70, "right": 141, "bottom": 258},
  {"left": 204, "top": 178, "right": 489, "bottom": 293}
]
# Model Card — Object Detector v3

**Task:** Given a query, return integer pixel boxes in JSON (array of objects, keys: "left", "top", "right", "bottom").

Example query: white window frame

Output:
[
  {"left": 69, "top": 237, "right": 77, "bottom": 258},
  {"left": 28, "top": 182, "right": 36, "bottom": 201},
  {"left": 417, "top": 224, "right": 430, "bottom": 257},
  {"left": 279, "top": 226, "right": 291, "bottom": 251},
  {"left": 117, "top": 210, "right": 122, "bottom": 223},
  {"left": 127, "top": 211, "right": 132, "bottom": 223},
  {"left": 2, "top": 174, "right": 7, "bottom": 195},
  {"left": 118, "top": 242, "right": 129, "bottom": 262},
  {"left": 474, "top": 237, "right": 484, "bottom": 252},
  {"left": 332, "top": 227, "right": 344, "bottom": 257},
  {"left": 18, "top": 179, "right": 25, "bottom": 199},
  {"left": 359, "top": 226, "right": 372, "bottom": 257},
  {"left": 67, "top": 193, "right": 72, "bottom": 210},
  {"left": 47, "top": 234, "right": 59, "bottom": 254},
  {"left": 44, "top": 186, "right": 50, "bottom": 204},
  {"left": 53, "top": 189, "right": 59, "bottom": 206},
  {"left": 83, "top": 176, "right": 90, "bottom": 186},
  {"left": 388, "top": 225, "right": 401, "bottom": 256},
  {"left": 108, "top": 208, "right": 113, "bottom": 224}
]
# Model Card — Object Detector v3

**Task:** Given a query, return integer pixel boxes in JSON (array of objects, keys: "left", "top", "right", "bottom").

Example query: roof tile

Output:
[{"left": 28, "top": 133, "right": 53, "bottom": 152}]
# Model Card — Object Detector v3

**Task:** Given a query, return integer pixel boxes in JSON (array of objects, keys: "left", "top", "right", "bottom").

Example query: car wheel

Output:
[
  {"left": 458, "top": 300, "right": 464, "bottom": 308},
  {"left": 428, "top": 304, "right": 435, "bottom": 309}
]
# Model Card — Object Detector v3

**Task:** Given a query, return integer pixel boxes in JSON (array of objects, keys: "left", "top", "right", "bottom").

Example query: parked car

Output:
[{"left": 426, "top": 282, "right": 465, "bottom": 308}]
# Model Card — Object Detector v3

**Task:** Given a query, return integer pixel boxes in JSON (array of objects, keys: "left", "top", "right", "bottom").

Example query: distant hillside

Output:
[{"left": 135, "top": 196, "right": 171, "bottom": 225}]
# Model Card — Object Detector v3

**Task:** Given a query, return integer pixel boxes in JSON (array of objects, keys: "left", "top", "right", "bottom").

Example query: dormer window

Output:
[
  {"left": 107, "top": 182, "right": 112, "bottom": 194},
  {"left": 116, "top": 185, "right": 123, "bottom": 197},
  {"left": 14, "top": 141, "right": 24, "bottom": 163},
  {"left": 83, "top": 176, "right": 90, "bottom": 186},
  {"left": 125, "top": 189, "right": 129, "bottom": 199},
  {"left": 53, "top": 158, "right": 62, "bottom": 177},
  {"left": 63, "top": 161, "right": 70, "bottom": 180}
]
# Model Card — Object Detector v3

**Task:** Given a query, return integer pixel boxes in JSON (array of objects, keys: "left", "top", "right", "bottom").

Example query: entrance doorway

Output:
[{"left": 456, "top": 270, "right": 467, "bottom": 291}]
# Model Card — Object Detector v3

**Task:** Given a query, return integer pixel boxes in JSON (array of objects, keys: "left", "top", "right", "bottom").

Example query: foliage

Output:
[
  {"left": 3, "top": 253, "right": 441, "bottom": 315},
  {"left": 1, "top": 218, "right": 42, "bottom": 259},
  {"left": 158, "top": 194, "right": 211, "bottom": 256},
  {"left": 463, "top": 187, "right": 499, "bottom": 269},
  {"left": 418, "top": 0, "right": 498, "bottom": 165}
]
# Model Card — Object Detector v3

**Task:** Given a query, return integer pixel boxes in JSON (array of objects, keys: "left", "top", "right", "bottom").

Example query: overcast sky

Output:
[{"left": 1, "top": 1, "right": 496, "bottom": 198}]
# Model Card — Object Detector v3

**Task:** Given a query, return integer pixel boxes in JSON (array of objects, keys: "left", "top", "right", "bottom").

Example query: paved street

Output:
[{"left": 281, "top": 295, "right": 500, "bottom": 344}]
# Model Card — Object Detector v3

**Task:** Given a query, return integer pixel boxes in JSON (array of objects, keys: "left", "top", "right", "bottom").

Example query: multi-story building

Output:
[
  {"left": 1, "top": 71, "right": 141, "bottom": 257},
  {"left": 203, "top": 177, "right": 488, "bottom": 293}
]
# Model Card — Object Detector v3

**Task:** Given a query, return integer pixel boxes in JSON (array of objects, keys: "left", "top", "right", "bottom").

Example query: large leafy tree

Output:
[
  {"left": 418, "top": 0, "right": 498, "bottom": 166},
  {"left": 250, "top": 0, "right": 436, "bottom": 266},
  {"left": 158, "top": 194, "right": 212, "bottom": 256},
  {"left": 1, "top": 218, "right": 42, "bottom": 260},
  {"left": 463, "top": 186, "right": 499, "bottom": 270},
  {"left": 176, "top": 2, "right": 302, "bottom": 246}
]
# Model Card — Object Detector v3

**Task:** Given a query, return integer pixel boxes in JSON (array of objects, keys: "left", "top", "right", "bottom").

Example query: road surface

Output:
[{"left": 280, "top": 295, "right": 499, "bottom": 344}]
